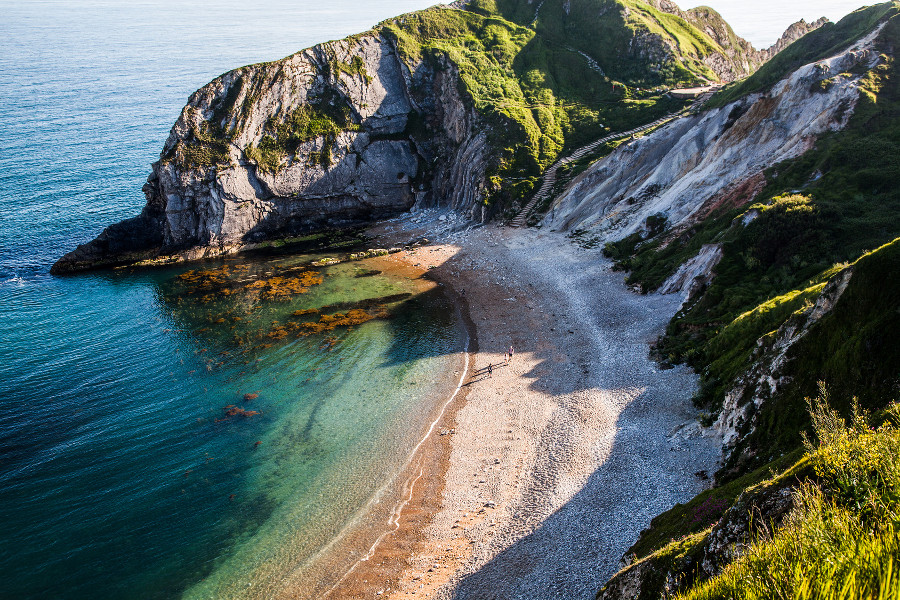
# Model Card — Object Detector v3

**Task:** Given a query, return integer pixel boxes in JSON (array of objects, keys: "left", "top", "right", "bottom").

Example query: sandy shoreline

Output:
[{"left": 323, "top": 214, "right": 720, "bottom": 599}]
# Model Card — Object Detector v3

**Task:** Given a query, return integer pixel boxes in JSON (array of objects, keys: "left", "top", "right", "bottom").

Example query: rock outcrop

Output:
[
  {"left": 52, "top": 24, "right": 491, "bottom": 273},
  {"left": 53, "top": 0, "right": 827, "bottom": 274},
  {"left": 641, "top": 2, "right": 827, "bottom": 82},
  {"left": 658, "top": 243, "right": 723, "bottom": 305},
  {"left": 712, "top": 267, "right": 853, "bottom": 475},
  {"left": 757, "top": 17, "right": 831, "bottom": 62},
  {"left": 597, "top": 460, "right": 810, "bottom": 600}
]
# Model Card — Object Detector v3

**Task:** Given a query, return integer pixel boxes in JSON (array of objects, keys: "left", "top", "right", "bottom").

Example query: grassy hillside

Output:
[
  {"left": 707, "top": 2, "right": 900, "bottom": 107},
  {"left": 378, "top": 0, "right": 758, "bottom": 211},
  {"left": 604, "top": 7, "right": 900, "bottom": 478},
  {"left": 604, "top": 395, "right": 900, "bottom": 600},
  {"left": 177, "top": 1, "right": 764, "bottom": 212},
  {"left": 483, "top": 0, "right": 750, "bottom": 83},
  {"left": 681, "top": 397, "right": 900, "bottom": 600}
]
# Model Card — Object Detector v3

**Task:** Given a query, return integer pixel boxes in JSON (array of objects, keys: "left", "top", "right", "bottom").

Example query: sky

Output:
[
  {"left": 346, "top": 1, "right": 875, "bottom": 49},
  {"left": 684, "top": 0, "right": 875, "bottom": 48}
]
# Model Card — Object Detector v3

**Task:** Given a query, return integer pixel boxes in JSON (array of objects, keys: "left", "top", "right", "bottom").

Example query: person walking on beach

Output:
[
  {"left": 488, "top": 363, "right": 493, "bottom": 378},
  {"left": 508, "top": 345, "right": 514, "bottom": 363}
]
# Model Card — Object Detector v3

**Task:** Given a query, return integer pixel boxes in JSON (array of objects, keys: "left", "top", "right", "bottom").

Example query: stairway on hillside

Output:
[{"left": 509, "top": 90, "right": 715, "bottom": 228}]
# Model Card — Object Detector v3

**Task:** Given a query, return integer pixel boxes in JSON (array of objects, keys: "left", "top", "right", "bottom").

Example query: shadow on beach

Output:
[{"left": 448, "top": 377, "right": 717, "bottom": 599}]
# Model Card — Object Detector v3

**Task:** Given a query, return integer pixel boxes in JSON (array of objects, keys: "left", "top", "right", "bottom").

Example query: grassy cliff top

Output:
[{"left": 372, "top": 0, "right": 758, "bottom": 210}]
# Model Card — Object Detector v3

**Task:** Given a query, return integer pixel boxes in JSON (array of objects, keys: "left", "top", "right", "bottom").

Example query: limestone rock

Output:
[
  {"left": 544, "top": 26, "right": 884, "bottom": 250},
  {"left": 53, "top": 29, "right": 490, "bottom": 273}
]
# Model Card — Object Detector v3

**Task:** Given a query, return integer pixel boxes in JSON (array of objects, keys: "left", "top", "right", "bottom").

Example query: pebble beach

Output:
[{"left": 324, "top": 213, "right": 721, "bottom": 600}]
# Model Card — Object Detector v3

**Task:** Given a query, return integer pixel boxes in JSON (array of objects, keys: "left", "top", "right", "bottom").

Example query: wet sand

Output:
[{"left": 323, "top": 216, "right": 719, "bottom": 600}]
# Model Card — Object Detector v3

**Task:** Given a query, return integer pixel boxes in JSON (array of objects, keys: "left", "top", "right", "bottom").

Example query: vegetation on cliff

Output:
[
  {"left": 602, "top": 393, "right": 900, "bottom": 600},
  {"left": 604, "top": 5, "right": 900, "bottom": 478},
  {"left": 167, "top": 0, "right": 762, "bottom": 209},
  {"left": 247, "top": 90, "right": 361, "bottom": 172},
  {"left": 378, "top": 0, "right": 765, "bottom": 209},
  {"left": 708, "top": 2, "right": 900, "bottom": 108}
]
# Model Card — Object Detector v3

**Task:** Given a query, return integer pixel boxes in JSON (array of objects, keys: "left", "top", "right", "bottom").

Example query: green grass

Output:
[
  {"left": 673, "top": 397, "right": 900, "bottom": 600},
  {"left": 487, "top": 0, "right": 751, "bottom": 86},
  {"left": 626, "top": 1, "right": 718, "bottom": 82},
  {"left": 601, "top": 15, "right": 900, "bottom": 479},
  {"left": 724, "top": 237, "right": 900, "bottom": 477},
  {"left": 605, "top": 394, "right": 900, "bottom": 600}
]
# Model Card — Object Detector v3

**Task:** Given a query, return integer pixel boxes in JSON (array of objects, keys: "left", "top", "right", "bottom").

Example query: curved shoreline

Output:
[
  {"left": 321, "top": 283, "right": 478, "bottom": 598},
  {"left": 321, "top": 221, "right": 721, "bottom": 599}
]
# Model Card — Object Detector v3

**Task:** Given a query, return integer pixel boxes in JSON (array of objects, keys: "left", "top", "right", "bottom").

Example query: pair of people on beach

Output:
[{"left": 486, "top": 347, "right": 513, "bottom": 379}]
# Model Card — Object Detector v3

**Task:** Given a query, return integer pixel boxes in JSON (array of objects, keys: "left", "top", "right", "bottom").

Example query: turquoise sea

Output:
[{"left": 0, "top": 2, "right": 465, "bottom": 598}]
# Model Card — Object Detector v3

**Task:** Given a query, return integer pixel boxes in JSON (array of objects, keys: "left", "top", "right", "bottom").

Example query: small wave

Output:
[
  {"left": 1, "top": 275, "right": 29, "bottom": 286},
  {"left": 0, "top": 271, "right": 52, "bottom": 287}
]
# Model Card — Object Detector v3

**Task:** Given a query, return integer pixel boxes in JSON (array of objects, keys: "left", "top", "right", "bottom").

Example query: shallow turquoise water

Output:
[
  {"left": 0, "top": 1, "right": 461, "bottom": 598},
  {"left": 1, "top": 259, "right": 465, "bottom": 599}
]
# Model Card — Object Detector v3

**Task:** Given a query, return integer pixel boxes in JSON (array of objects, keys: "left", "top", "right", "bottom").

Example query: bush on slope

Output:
[
  {"left": 600, "top": 392, "right": 900, "bottom": 600},
  {"left": 674, "top": 396, "right": 900, "bottom": 600}
]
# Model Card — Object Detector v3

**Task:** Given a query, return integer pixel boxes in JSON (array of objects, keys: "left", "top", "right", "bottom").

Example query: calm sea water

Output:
[
  {"left": 0, "top": 2, "right": 464, "bottom": 598},
  {"left": 696, "top": 0, "right": 873, "bottom": 47}
]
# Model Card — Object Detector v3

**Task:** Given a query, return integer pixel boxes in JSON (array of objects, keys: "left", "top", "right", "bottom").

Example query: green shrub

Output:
[{"left": 247, "top": 90, "right": 360, "bottom": 172}]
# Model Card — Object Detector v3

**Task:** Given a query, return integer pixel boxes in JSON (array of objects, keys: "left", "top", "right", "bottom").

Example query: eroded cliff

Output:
[
  {"left": 544, "top": 24, "right": 884, "bottom": 246},
  {"left": 55, "top": 0, "right": 793, "bottom": 274},
  {"left": 52, "top": 27, "right": 491, "bottom": 272}
]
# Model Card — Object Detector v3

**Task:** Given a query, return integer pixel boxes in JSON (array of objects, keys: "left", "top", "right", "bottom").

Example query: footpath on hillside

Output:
[{"left": 510, "top": 88, "right": 716, "bottom": 228}]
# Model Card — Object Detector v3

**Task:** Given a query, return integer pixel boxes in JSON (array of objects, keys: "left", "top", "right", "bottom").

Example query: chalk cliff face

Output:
[
  {"left": 52, "top": 29, "right": 491, "bottom": 272},
  {"left": 544, "top": 24, "right": 884, "bottom": 277},
  {"left": 544, "top": 20, "right": 891, "bottom": 470}
]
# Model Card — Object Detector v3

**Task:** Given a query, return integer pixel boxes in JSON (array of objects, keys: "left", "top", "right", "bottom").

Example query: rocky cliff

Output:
[
  {"left": 544, "top": 23, "right": 883, "bottom": 246},
  {"left": 52, "top": 25, "right": 490, "bottom": 272},
  {"left": 544, "top": 9, "right": 897, "bottom": 465},
  {"left": 757, "top": 17, "right": 831, "bottom": 62}
]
